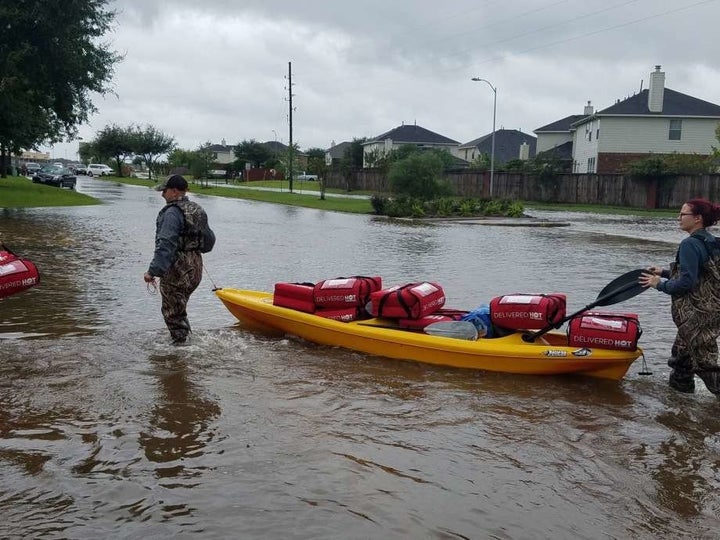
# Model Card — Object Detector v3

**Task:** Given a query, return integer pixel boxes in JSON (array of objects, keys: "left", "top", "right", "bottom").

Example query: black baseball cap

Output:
[{"left": 155, "top": 174, "right": 188, "bottom": 191}]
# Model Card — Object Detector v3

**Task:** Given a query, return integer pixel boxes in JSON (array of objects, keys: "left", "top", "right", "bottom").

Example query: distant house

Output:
[
  {"left": 362, "top": 123, "right": 460, "bottom": 167},
  {"left": 458, "top": 129, "right": 537, "bottom": 165},
  {"left": 571, "top": 66, "right": 720, "bottom": 173},
  {"left": 204, "top": 139, "right": 235, "bottom": 164},
  {"left": 534, "top": 103, "right": 593, "bottom": 160},
  {"left": 325, "top": 141, "right": 353, "bottom": 166},
  {"left": 264, "top": 140, "right": 289, "bottom": 154}
]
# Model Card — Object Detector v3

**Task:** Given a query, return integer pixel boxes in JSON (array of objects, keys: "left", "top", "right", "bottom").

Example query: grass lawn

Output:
[
  {"left": 0, "top": 176, "right": 100, "bottom": 207},
  {"left": 524, "top": 201, "right": 677, "bottom": 218},
  {"left": 99, "top": 176, "right": 375, "bottom": 214},
  {"left": 2, "top": 173, "right": 677, "bottom": 218}
]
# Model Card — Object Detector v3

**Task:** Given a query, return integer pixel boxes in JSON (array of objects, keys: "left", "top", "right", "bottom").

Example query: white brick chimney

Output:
[
  {"left": 648, "top": 65, "right": 665, "bottom": 113},
  {"left": 519, "top": 142, "right": 530, "bottom": 160},
  {"left": 584, "top": 101, "right": 593, "bottom": 115}
]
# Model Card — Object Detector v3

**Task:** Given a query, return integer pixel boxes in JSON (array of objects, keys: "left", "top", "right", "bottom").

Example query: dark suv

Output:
[{"left": 31, "top": 166, "right": 77, "bottom": 189}]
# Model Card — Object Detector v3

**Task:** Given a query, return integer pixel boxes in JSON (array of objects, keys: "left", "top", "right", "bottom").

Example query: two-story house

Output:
[
  {"left": 571, "top": 66, "right": 720, "bottom": 173},
  {"left": 534, "top": 103, "right": 593, "bottom": 161},
  {"left": 362, "top": 123, "right": 460, "bottom": 167},
  {"left": 204, "top": 139, "right": 236, "bottom": 164}
]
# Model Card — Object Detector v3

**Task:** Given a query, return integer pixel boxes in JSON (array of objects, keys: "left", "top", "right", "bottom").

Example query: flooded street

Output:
[{"left": 1, "top": 177, "right": 719, "bottom": 538}]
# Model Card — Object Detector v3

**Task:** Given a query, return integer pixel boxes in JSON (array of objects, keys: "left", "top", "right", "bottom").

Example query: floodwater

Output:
[{"left": 1, "top": 177, "right": 719, "bottom": 539}]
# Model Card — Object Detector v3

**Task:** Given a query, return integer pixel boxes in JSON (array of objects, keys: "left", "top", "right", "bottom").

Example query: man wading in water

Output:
[{"left": 143, "top": 175, "right": 215, "bottom": 344}]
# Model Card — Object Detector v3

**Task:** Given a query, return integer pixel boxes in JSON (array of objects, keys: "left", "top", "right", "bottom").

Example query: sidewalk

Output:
[{"left": 203, "top": 181, "right": 371, "bottom": 200}]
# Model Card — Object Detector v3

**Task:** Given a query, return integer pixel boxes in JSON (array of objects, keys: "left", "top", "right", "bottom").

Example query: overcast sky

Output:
[{"left": 43, "top": 0, "right": 720, "bottom": 161}]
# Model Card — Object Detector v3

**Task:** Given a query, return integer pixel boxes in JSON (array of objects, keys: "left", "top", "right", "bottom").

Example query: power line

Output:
[{"left": 467, "top": 0, "right": 717, "bottom": 69}]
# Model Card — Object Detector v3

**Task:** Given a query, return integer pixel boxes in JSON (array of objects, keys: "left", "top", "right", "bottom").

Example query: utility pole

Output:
[{"left": 287, "top": 61, "right": 294, "bottom": 193}]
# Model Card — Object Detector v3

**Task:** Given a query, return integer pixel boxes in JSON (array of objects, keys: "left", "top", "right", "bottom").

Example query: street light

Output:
[{"left": 471, "top": 77, "right": 496, "bottom": 198}]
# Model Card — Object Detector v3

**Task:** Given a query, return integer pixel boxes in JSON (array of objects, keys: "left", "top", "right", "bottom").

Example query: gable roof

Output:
[
  {"left": 534, "top": 114, "right": 588, "bottom": 133},
  {"left": 327, "top": 141, "right": 352, "bottom": 159},
  {"left": 264, "top": 140, "right": 289, "bottom": 152},
  {"left": 572, "top": 88, "right": 720, "bottom": 128},
  {"left": 459, "top": 129, "right": 537, "bottom": 163},
  {"left": 366, "top": 124, "right": 459, "bottom": 145},
  {"left": 536, "top": 140, "right": 573, "bottom": 161},
  {"left": 205, "top": 143, "right": 234, "bottom": 153}
]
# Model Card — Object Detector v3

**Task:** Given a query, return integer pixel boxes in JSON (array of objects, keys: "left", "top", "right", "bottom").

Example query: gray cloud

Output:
[{"left": 44, "top": 0, "right": 720, "bottom": 160}]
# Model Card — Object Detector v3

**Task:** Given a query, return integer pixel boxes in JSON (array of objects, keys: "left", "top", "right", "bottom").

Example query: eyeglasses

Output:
[{"left": 679, "top": 212, "right": 695, "bottom": 217}]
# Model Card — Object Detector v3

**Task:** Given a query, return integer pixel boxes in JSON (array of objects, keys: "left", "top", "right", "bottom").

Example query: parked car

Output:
[
  {"left": 74, "top": 164, "right": 89, "bottom": 175},
  {"left": 31, "top": 166, "right": 77, "bottom": 189},
  {"left": 86, "top": 164, "right": 114, "bottom": 177},
  {"left": 25, "top": 162, "right": 42, "bottom": 175},
  {"left": 295, "top": 171, "right": 318, "bottom": 181}
]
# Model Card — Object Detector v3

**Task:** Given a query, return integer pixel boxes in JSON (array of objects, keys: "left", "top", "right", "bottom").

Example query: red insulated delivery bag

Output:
[
  {"left": 273, "top": 282, "right": 316, "bottom": 313},
  {"left": 315, "top": 307, "right": 360, "bottom": 322},
  {"left": 567, "top": 311, "right": 641, "bottom": 351},
  {"left": 0, "top": 248, "right": 17, "bottom": 265},
  {"left": 490, "top": 293, "right": 566, "bottom": 330},
  {"left": 368, "top": 282, "right": 446, "bottom": 319},
  {"left": 313, "top": 276, "right": 382, "bottom": 308},
  {"left": 0, "top": 258, "right": 40, "bottom": 299}
]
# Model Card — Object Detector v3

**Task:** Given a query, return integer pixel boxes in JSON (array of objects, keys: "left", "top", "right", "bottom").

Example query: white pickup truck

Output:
[{"left": 295, "top": 171, "right": 318, "bottom": 181}]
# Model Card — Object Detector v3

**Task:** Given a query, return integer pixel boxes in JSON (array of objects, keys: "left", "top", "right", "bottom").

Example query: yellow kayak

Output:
[{"left": 216, "top": 288, "right": 643, "bottom": 380}]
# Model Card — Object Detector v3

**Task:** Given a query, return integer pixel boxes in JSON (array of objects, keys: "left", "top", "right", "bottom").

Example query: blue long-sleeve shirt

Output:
[
  {"left": 657, "top": 230, "right": 716, "bottom": 295},
  {"left": 148, "top": 204, "right": 185, "bottom": 277}
]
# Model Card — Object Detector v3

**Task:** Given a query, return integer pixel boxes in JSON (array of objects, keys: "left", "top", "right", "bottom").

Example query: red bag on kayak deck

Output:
[
  {"left": 273, "top": 282, "right": 316, "bottom": 313},
  {"left": 567, "top": 311, "right": 641, "bottom": 350},
  {"left": 315, "top": 307, "right": 359, "bottom": 322},
  {"left": 313, "top": 276, "right": 382, "bottom": 308},
  {"left": 490, "top": 293, "right": 566, "bottom": 330},
  {"left": 0, "top": 258, "right": 40, "bottom": 299},
  {"left": 368, "top": 282, "right": 446, "bottom": 319}
]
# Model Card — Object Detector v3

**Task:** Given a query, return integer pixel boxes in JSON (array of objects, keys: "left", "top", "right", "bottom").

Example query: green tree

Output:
[
  {"left": 712, "top": 124, "right": 720, "bottom": 169},
  {"left": 168, "top": 148, "right": 195, "bottom": 169},
  {"left": 339, "top": 138, "right": 366, "bottom": 191},
  {"left": 130, "top": 125, "right": 176, "bottom": 181},
  {"left": 304, "top": 147, "right": 326, "bottom": 177},
  {"left": 78, "top": 141, "right": 97, "bottom": 163},
  {"left": 0, "top": 0, "right": 121, "bottom": 175},
  {"left": 92, "top": 124, "right": 134, "bottom": 177},
  {"left": 189, "top": 143, "right": 215, "bottom": 184},
  {"left": 235, "top": 139, "right": 273, "bottom": 168},
  {"left": 388, "top": 151, "right": 452, "bottom": 200},
  {"left": 468, "top": 152, "right": 491, "bottom": 171}
]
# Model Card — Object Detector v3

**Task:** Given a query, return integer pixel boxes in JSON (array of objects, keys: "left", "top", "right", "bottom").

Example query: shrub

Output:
[
  {"left": 370, "top": 194, "right": 387, "bottom": 215},
  {"left": 388, "top": 152, "right": 452, "bottom": 200}
]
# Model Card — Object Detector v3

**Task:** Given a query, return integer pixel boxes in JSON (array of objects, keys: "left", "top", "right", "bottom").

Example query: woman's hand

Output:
[
  {"left": 646, "top": 266, "right": 663, "bottom": 276},
  {"left": 639, "top": 271, "right": 661, "bottom": 289}
]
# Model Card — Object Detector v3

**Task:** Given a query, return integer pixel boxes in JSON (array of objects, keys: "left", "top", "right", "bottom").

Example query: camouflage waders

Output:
[
  {"left": 668, "top": 240, "right": 720, "bottom": 394},
  {"left": 159, "top": 251, "right": 203, "bottom": 343}
]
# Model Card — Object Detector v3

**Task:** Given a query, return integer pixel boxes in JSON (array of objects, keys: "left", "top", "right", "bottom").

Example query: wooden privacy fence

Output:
[{"left": 325, "top": 170, "right": 720, "bottom": 209}]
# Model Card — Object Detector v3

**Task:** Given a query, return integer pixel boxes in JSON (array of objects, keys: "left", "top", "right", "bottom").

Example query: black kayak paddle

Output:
[{"left": 521, "top": 268, "right": 649, "bottom": 342}]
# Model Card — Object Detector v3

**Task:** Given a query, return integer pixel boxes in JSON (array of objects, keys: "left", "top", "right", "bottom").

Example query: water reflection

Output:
[
  {"left": 138, "top": 353, "right": 221, "bottom": 481},
  {"left": 647, "top": 407, "right": 720, "bottom": 518}
]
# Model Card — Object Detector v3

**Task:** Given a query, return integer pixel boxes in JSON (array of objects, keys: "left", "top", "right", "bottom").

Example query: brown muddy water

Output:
[{"left": 1, "top": 177, "right": 719, "bottom": 539}]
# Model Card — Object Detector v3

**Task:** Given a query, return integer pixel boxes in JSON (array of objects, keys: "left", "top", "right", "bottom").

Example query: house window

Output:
[
  {"left": 586, "top": 157, "right": 596, "bottom": 173},
  {"left": 669, "top": 119, "right": 682, "bottom": 140},
  {"left": 596, "top": 129, "right": 599, "bottom": 140}
]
